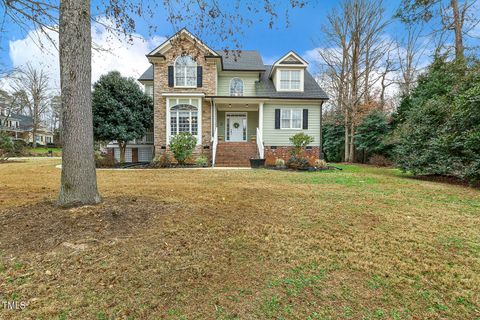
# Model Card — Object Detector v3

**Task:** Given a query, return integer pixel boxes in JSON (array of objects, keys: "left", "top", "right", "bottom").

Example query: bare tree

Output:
[
  {"left": 1, "top": 0, "right": 307, "bottom": 207},
  {"left": 317, "top": 0, "right": 390, "bottom": 162},
  {"left": 11, "top": 64, "right": 51, "bottom": 148},
  {"left": 397, "top": 0, "right": 479, "bottom": 60},
  {"left": 395, "top": 25, "right": 426, "bottom": 97}
]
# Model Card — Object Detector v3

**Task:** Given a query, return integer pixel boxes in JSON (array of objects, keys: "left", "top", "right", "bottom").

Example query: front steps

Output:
[{"left": 215, "top": 142, "right": 258, "bottom": 167}]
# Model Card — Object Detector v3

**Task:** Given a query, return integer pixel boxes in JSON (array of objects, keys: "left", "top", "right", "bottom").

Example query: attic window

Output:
[
  {"left": 230, "top": 78, "right": 244, "bottom": 96},
  {"left": 279, "top": 70, "right": 301, "bottom": 90}
]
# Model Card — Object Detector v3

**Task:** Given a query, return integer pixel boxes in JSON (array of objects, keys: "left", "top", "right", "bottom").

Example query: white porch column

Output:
[{"left": 259, "top": 102, "right": 264, "bottom": 138}]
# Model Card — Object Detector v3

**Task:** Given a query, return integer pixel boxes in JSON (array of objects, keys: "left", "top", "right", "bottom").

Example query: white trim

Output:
[
  {"left": 148, "top": 28, "right": 219, "bottom": 57},
  {"left": 162, "top": 93, "right": 205, "bottom": 97},
  {"left": 166, "top": 97, "right": 203, "bottom": 146},
  {"left": 276, "top": 68, "right": 304, "bottom": 92},
  {"left": 259, "top": 102, "right": 264, "bottom": 138},
  {"left": 225, "top": 112, "right": 248, "bottom": 142}
]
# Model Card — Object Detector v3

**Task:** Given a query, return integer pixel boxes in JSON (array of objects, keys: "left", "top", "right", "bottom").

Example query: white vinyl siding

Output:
[
  {"left": 263, "top": 104, "right": 320, "bottom": 146},
  {"left": 114, "top": 146, "right": 153, "bottom": 163},
  {"left": 138, "top": 147, "right": 153, "bottom": 162}
]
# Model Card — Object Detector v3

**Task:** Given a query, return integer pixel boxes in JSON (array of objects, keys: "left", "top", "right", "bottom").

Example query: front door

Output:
[{"left": 226, "top": 113, "right": 247, "bottom": 142}]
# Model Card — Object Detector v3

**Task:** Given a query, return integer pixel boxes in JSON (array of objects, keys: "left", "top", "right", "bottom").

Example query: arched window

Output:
[
  {"left": 174, "top": 55, "right": 197, "bottom": 87},
  {"left": 170, "top": 104, "right": 198, "bottom": 136},
  {"left": 230, "top": 78, "right": 244, "bottom": 96}
]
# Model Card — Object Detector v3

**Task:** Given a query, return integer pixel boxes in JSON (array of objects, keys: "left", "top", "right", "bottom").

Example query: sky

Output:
[{"left": 0, "top": 0, "right": 478, "bottom": 92}]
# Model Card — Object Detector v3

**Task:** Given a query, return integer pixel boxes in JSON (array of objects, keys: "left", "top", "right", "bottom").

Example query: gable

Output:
[
  {"left": 147, "top": 28, "right": 218, "bottom": 58},
  {"left": 279, "top": 54, "right": 304, "bottom": 65}
]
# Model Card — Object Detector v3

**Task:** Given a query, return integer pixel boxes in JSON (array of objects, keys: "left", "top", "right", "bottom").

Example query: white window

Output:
[
  {"left": 279, "top": 70, "right": 301, "bottom": 90},
  {"left": 145, "top": 84, "right": 153, "bottom": 97},
  {"left": 174, "top": 55, "right": 197, "bottom": 87},
  {"left": 281, "top": 109, "right": 302, "bottom": 129},
  {"left": 170, "top": 104, "right": 198, "bottom": 137},
  {"left": 230, "top": 78, "right": 244, "bottom": 96}
]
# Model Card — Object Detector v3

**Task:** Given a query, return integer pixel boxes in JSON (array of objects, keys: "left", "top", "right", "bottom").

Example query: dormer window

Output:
[
  {"left": 230, "top": 78, "right": 244, "bottom": 96},
  {"left": 279, "top": 70, "right": 301, "bottom": 90},
  {"left": 174, "top": 55, "right": 197, "bottom": 87}
]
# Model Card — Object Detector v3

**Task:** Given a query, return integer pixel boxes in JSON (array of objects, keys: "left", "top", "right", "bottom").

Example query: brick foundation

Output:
[{"left": 264, "top": 146, "right": 321, "bottom": 166}]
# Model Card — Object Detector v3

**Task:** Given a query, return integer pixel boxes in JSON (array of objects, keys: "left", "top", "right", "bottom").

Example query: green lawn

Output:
[
  {"left": 26, "top": 147, "right": 62, "bottom": 153},
  {"left": 0, "top": 160, "right": 479, "bottom": 319}
]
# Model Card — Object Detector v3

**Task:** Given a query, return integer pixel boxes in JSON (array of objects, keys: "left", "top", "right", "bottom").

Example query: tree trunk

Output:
[
  {"left": 32, "top": 127, "right": 37, "bottom": 148},
  {"left": 451, "top": 0, "right": 464, "bottom": 61},
  {"left": 57, "top": 0, "right": 101, "bottom": 207},
  {"left": 349, "top": 121, "right": 355, "bottom": 162},
  {"left": 119, "top": 141, "right": 127, "bottom": 163},
  {"left": 344, "top": 109, "right": 349, "bottom": 162}
]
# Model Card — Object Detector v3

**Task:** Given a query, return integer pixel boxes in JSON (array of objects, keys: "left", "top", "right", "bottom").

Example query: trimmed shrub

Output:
[
  {"left": 169, "top": 133, "right": 197, "bottom": 165},
  {"left": 151, "top": 154, "right": 172, "bottom": 168},
  {"left": 275, "top": 158, "right": 286, "bottom": 168},
  {"left": 314, "top": 159, "right": 328, "bottom": 169},
  {"left": 195, "top": 155, "right": 208, "bottom": 167},
  {"left": 287, "top": 156, "right": 310, "bottom": 170}
]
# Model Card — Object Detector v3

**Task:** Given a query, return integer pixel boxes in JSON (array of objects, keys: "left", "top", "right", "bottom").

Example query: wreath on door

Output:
[{"left": 233, "top": 122, "right": 240, "bottom": 129}]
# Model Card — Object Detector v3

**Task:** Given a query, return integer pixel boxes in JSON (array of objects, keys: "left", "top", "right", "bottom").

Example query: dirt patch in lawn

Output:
[{"left": 0, "top": 197, "right": 174, "bottom": 255}]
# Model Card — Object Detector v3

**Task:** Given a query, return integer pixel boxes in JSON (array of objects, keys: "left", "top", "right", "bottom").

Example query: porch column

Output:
[{"left": 259, "top": 102, "right": 264, "bottom": 138}]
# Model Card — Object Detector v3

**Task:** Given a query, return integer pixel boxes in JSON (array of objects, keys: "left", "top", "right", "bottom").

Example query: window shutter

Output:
[
  {"left": 168, "top": 66, "right": 174, "bottom": 87},
  {"left": 275, "top": 109, "right": 281, "bottom": 129},
  {"left": 303, "top": 109, "right": 308, "bottom": 129},
  {"left": 197, "top": 66, "right": 203, "bottom": 87}
]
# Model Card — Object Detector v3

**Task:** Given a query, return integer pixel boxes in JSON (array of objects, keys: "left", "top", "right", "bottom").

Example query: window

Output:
[
  {"left": 170, "top": 104, "right": 198, "bottom": 137},
  {"left": 145, "top": 85, "right": 153, "bottom": 97},
  {"left": 174, "top": 55, "right": 197, "bottom": 87},
  {"left": 230, "top": 78, "right": 244, "bottom": 96},
  {"left": 281, "top": 109, "right": 302, "bottom": 129},
  {"left": 279, "top": 70, "right": 301, "bottom": 90}
]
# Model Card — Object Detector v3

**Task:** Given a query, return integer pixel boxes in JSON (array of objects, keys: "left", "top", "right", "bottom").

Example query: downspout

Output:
[{"left": 319, "top": 100, "right": 324, "bottom": 160}]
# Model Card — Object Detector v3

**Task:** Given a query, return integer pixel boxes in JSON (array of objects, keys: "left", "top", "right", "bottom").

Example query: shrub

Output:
[
  {"left": 289, "top": 133, "right": 314, "bottom": 156},
  {"left": 169, "top": 133, "right": 197, "bottom": 165},
  {"left": 368, "top": 154, "right": 392, "bottom": 167},
  {"left": 195, "top": 155, "right": 208, "bottom": 167},
  {"left": 95, "top": 151, "right": 116, "bottom": 168},
  {"left": 286, "top": 156, "right": 310, "bottom": 170},
  {"left": 151, "top": 154, "right": 172, "bottom": 168},
  {"left": 0, "top": 131, "right": 14, "bottom": 160},
  {"left": 322, "top": 119, "right": 345, "bottom": 162},
  {"left": 314, "top": 159, "right": 328, "bottom": 169},
  {"left": 275, "top": 158, "right": 285, "bottom": 168}
]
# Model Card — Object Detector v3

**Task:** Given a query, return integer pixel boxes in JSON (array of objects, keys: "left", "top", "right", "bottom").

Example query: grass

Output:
[
  {"left": 25, "top": 147, "right": 62, "bottom": 154},
  {"left": 0, "top": 159, "right": 479, "bottom": 319}
]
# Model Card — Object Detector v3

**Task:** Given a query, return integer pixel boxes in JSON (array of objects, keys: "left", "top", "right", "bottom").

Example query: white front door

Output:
[{"left": 226, "top": 113, "right": 247, "bottom": 142}]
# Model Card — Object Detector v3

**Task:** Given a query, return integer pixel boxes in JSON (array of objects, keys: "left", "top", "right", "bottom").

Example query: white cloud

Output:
[{"left": 8, "top": 18, "right": 165, "bottom": 91}]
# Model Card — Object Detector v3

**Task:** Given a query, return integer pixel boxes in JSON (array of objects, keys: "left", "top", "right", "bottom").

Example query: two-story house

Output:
[{"left": 111, "top": 28, "right": 328, "bottom": 166}]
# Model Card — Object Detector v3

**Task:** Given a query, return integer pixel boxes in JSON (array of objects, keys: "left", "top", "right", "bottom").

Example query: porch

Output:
[{"left": 210, "top": 100, "right": 265, "bottom": 167}]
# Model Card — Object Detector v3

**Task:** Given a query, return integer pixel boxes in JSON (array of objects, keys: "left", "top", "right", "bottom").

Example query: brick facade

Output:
[
  {"left": 264, "top": 146, "right": 321, "bottom": 166},
  {"left": 149, "top": 36, "right": 216, "bottom": 158}
]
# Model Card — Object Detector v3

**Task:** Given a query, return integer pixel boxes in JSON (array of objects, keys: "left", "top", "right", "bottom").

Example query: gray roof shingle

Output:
[
  {"left": 256, "top": 66, "right": 328, "bottom": 100},
  {"left": 215, "top": 50, "right": 265, "bottom": 71},
  {"left": 138, "top": 66, "right": 154, "bottom": 81},
  {"left": 137, "top": 54, "right": 328, "bottom": 100}
]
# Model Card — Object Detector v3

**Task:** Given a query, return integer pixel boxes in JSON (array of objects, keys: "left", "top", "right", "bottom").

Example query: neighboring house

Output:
[
  {"left": 111, "top": 28, "right": 328, "bottom": 166},
  {"left": 0, "top": 106, "right": 54, "bottom": 146}
]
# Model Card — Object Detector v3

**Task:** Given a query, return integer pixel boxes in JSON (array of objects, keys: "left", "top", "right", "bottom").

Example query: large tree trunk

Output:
[
  {"left": 450, "top": 0, "right": 464, "bottom": 61},
  {"left": 57, "top": 0, "right": 101, "bottom": 207},
  {"left": 119, "top": 141, "right": 127, "bottom": 163}
]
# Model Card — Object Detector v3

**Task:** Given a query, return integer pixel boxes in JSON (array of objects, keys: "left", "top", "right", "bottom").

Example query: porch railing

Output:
[
  {"left": 256, "top": 127, "right": 264, "bottom": 159},
  {"left": 212, "top": 127, "right": 218, "bottom": 167}
]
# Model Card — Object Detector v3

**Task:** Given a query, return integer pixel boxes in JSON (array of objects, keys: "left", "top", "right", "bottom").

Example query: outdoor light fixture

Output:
[
  {"left": 229, "top": 104, "right": 232, "bottom": 108},
  {"left": 246, "top": 104, "right": 249, "bottom": 108}
]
